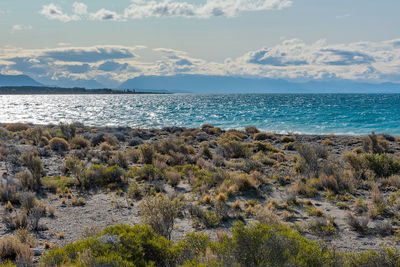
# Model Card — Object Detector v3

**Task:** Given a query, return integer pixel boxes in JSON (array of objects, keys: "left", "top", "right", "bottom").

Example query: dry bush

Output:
[
  {"left": 383, "top": 175, "right": 400, "bottom": 189},
  {"left": 15, "top": 171, "right": 36, "bottom": 192},
  {"left": 23, "top": 126, "right": 43, "bottom": 146},
  {"left": 344, "top": 151, "right": 369, "bottom": 180},
  {"left": 0, "top": 183, "right": 19, "bottom": 204},
  {"left": 3, "top": 213, "right": 29, "bottom": 230},
  {"left": 0, "top": 236, "right": 33, "bottom": 265},
  {"left": 363, "top": 132, "right": 388, "bottom": 154},
  {"left": 49, "top": 137, "right": 69, "bottom": 152},
  {"left": 15, "top": 228, "right": 36, "bottom": 248},
  {"left": 254, "top": 206, "right": 282, "bottom": 225},
  {"left": 103, "top": 134, "right": 119, "bottom": 147},
  {"left": 140, "top": 144, "right": 155, "bottom": 164},
  {"left": 5, "top": 123, "right": 30, "bottom": 132},
  {"left": 19, "top": 192, "right": 37, "bottom": 212},
  {"left": 245, "top": 126, "right": 259, "bottom": 134},
  {"left": 367, "top": 202, "right": 379, "bottom": 219},
  {"left": 353, "top": 198, "right": 368, "bottom": 214},
  {"left": 109, "top": 151, "right": 129, "bottom": 169},
  {"left": 28, "top": 205, "right": 46, "bottom": 232},
  {"left": 70, "top": 136, "right": 90, "bottom": 149},
  {"left": 254, "top": 132, "right": 276, "bottom": 141},
  {"left": 375, "top": 220, "right": 393, "bottom": 236},
  {"left": 319, "top": 173, "right": 339, "bottom": 192},
  {"left": 0, "top": 127, "right": 10, "bottom": 140},
  {"left": 370, "top": 183, "right": 383, "bottom": 204},
  {"left": 127, "top": 149, "right": 140, "bottom": 163},
  {"left": 295, "top": 144, "right": 328, "bottom": 178},
  {"left": 20, "top": 151, "right": 42, "bottom": 188},
  {"left": 281, "top": 136, "right": 295, "bottom": 143},
  {"left": 199, "top": 142, "right": 213, "bottom": 159},
  {"left": 166, "top": 170, "right": 181, "bottom": 187},
  {"left": 139, "top": 195, "right": 183, "bottom": 239},
  {"left": 346, "top": 213, "right": 369, "bottom": 234}
]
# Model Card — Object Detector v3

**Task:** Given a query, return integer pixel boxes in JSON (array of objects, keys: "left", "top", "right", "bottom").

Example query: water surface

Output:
[{"left": 1, "top": 94, "right": 399, "bottom": 135}]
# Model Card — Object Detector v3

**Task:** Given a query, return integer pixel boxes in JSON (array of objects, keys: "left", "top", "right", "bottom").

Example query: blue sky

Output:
[{"left": 1, "top": 0, "right": 400, "bottom": 87}]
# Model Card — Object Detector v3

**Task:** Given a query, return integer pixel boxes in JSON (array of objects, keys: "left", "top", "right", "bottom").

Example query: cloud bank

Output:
[
  {"left": 1, "top": 38, "right": 400, "bottom": 87},
  {"left": 40, "top": 0, "right": 292, "bottom": 22}
]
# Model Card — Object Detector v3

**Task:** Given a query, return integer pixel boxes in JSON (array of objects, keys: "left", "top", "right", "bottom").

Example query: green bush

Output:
[
  {"left": 130, "top": 164, "right": 165, "bottom": 181},
  {"left": 40, "top": 224, "right": 175, "bottom": 267},
  {"left": 41, "top": 176, "right": 76, "bottom": 192},
  {"left": 81, "top": 164, "right": 125, "bottom": 189},
  {"left": 363, "top": 153, "right": 400, "bottom": 178}
]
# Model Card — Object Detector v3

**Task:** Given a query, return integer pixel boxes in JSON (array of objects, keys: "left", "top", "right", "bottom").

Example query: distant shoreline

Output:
[{"left": 0, "top": 86, "right": 171, "bottom": 95}]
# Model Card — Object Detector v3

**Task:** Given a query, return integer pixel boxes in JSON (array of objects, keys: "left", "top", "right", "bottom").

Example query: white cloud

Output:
[
  {"left": 90, "top": 9, "right": 124, "bottom": 21},
  {"left": 11, "top": 24, "right": 33, "bottom": 33},
  {"left": 40, "top": 3, "right": 79, "bottom": 22},
  {"left": 40, "top": 0, "right": 293, "bottom": 22},
  {"left": 1, "top": 38, "right": 400, "bottom": 86},
  {"left": 73, "top": 2, "right": 88, "bottom": 15}
]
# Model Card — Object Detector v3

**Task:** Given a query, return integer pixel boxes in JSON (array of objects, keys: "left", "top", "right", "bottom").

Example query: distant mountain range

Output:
[
  {"left": 0, "top": 74, "right": 42, "bottom": 87},
  {"left": 119, "top": 74, "right": 400, "bottom": 93},
  {"left": 2, "top": 73, "right": 400, "bottom": 93}
]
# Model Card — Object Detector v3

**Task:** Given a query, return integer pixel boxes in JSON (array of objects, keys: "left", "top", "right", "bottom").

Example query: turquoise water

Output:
[{"left": 1, "top": 94, "right": 400, "bottom": 135}]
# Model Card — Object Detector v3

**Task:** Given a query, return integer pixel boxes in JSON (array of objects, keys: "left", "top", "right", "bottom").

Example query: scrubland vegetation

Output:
[{"left": 0, "top": 122, "right": 400, "bottom": 266}]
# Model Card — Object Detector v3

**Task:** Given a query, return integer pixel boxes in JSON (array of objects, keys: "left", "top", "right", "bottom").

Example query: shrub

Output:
[
  {"left": 20, "top": 151, "right": 42, "bottom": 189},
  {"left": 281, "top": 136, "right": 295, "bottom": 143},
  {"left": 81, "top": 164, "right": 125, "bottom": 189},
  {"left": 213, "top": 221, "right": 332, "bottom": 267},
  {"left": 131, "top": 165, "right": 165, "bottom": 181},
  {"left": 71, "top": 197, "right": 86, "bottom": 206},
  {"left": 218, "top": 140, "right": 249, "bottom": 158},
  {"left": 40, "top": 224, "right": 174, "bottom": 267},
  {"left": 41, "top": 176, "right": 75, "bottom": 192},
  {"left": 104, "top": 134, "right": 119, "bottom": 147},
  {"left": 245, "top": 126, "right": 259, "bottom": 134},
  {"left": 0, "top": 127, "right": 10, "bottom": 140},
  {"left": 126, "top": 181, "right": 143, "bottom": 200},
  {"left": 139, "top": 195, "right": 183, "bottom": 239},
  {"left": 70, "top": 136, "right": 90, "bottom": 149},
  {"left": 15, "top": 171, "right": 37, "bottom": 192},
  {"left": 5, "top": 123, "right": 30, "bottom": 132},
  {"left": 166, "top": 170, "right": 181, "bottom": 187},
  {"left": 65, "top": 157, "right": 85, "bottom": 186},
  {"left": 295, "top": 143, "right": 328, "bottom": 178},
  {"left": 19, "top": 192, "right": 37, "bottom": 212},
  {"left": 28, "top": 205, "right": 46, "bottom": 232},
  {"left": 363, "top": 153, "right": 400, "bottom": 178},
  {"left": 140, "top": 144, "right": 155, "bottom": 164},
  {"left": 58, "top": 123, "right": 76, "bottom": 140},
  {"left": 109, "top": 151, "right": 129, "bottom": 169},
  {"left": 363, "top": 132, "right": 388, "bottom": 154},
  {"left": 0, "top": 183, "right": 19, "bottom": 204},
  {"left": 2, "top": 213, "right": 29, "bottom": 230},
  {"left": 0, "top": 236, "right": 33, "bottom": 265},
  {"left": 49, "top": 137, "right": 69, "bottom": 152},
  {"left": 346, "top": 213, "right": 369, "bottom": 234},
  {"left": 23, "top": 126, "right": 43, "bottom": 145},
  {"left": 99, "top": 141, "right": 112, "bottom": 152},
  {"left": 319, "top": 173, "right": 339, "bottom": 192},
  {"left": 254, "top": 132, "right": 276, "bottom": 141}
]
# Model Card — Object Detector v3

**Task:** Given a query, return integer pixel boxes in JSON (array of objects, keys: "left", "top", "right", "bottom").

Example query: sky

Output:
[{"left": 0, "top": 0, "right": 400, "bottom": 87}]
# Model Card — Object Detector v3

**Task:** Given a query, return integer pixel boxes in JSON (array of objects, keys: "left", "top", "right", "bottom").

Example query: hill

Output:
[{"left": 119, "top": 74, "right": 400, "bottom": 93}]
